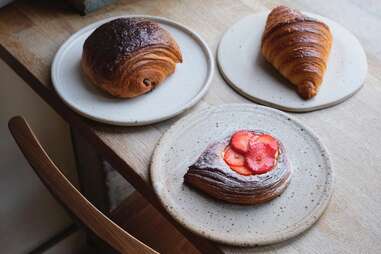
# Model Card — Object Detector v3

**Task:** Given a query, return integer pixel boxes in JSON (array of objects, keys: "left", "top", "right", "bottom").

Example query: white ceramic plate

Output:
[
  {"left": 52, "top": 16, "right": 213, "bottom": 126},
  {"left": 151, "top": 104, "right": 334, "bottom": 246},
  {"left": 217, "top": 12, "right": 367, "bottom": 112}
]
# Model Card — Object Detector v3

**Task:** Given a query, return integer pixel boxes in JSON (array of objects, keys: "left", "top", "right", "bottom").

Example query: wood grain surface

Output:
[{"left": 1, "top": 0, "right": 381, "bottom": 253}]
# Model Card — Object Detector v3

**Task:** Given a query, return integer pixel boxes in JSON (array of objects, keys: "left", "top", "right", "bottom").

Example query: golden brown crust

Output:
[
  {"left": 184, "top": 133, "right": 292, "bottom": 205},
  {"left": 261, "top": 6, "right": 332, "bottom": 99},
  {"left": 81, "top": 18, "right": 182, "bottom": 98}
]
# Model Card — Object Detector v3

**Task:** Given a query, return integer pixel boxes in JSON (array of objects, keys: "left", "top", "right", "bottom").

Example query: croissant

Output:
[
  {"left": 81, "top": 18, "right": 182, "bottom": 98},
  {"left": 184, "top": 132, "right": 291, "bottom": 205},
  {"left": 261, "top": 6, "right": 332, "bottom": 99}
]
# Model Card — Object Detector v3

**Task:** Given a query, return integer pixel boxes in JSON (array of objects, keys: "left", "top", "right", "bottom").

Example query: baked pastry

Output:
[
  {"left": 261, "top": 6, "right": 332, "bottom": 99},
  {"left": 81, "top": 18, "right": 182, "bottom": 98},
  {"left": 184, "top": 130, "right": 291, "bottom": 205}
]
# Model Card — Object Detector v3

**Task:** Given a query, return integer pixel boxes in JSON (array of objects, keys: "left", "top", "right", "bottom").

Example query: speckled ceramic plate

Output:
[
  {"left": 52, "top": 15, "right": 213, "bottom": 126},
  {"left": 151, "top": 104, "right": 334, "bottom": 246},
  {"left": 217, "top": 12, "right": 367, "bottom": 112}
]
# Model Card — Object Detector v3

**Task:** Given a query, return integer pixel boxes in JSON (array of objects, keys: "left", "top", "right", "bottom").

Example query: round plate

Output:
[
  {"left": 52, "top": 16, "right": 213, "bottom": 126},
  {"left": 151, "top": 104, "right": 334, "bottom": 246},
  {"left": 217, "top": 12, "right": 367, "bottom": 112}
]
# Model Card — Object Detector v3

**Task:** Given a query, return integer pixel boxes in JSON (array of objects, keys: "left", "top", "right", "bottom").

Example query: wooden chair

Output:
[{"left": 8, "top": 116, "right": 199, "bottom": 254}]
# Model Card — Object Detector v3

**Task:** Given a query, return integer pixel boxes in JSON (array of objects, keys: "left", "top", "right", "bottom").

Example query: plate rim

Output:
[
  {"left": 217, "top": 11, "right": 368, "bottom": 112},
  {"left": 51, "top": 15, "right": 214, "bottom": 126},
  {"left": 150, "top": 103, "right": 334, "bottom": 246}
]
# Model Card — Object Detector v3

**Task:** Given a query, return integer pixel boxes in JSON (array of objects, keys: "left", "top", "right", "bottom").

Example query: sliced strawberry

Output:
[
  {"left": 245, "top": 143, "right": 277, "bottom": 174},
  {"left": 230, "top": 131, "right": 257, "bottom": 154},
  {"left": 230, "top": 165, "right": 253, "bottom": 176},
  {"left": 249, "top": 134, "right": 278, "bottom": 151},
  {"left": 223, "top": 146, "right": 245, "bottom": 166}
]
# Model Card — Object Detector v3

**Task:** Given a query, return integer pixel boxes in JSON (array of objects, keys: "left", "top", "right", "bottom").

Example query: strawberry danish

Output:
[{"left": 184, "top": 130, "right": 291, "bottom": 205}]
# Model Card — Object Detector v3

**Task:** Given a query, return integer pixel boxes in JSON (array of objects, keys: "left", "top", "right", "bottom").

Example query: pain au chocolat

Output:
[
  {"left": 81, "top": 18, "right": 182, "bottom": 98},
  {"left": 261, "top": 6, "right": 332, "bottom": 99},
  {"left": 184, "top": 130, "right": 292, "bottom": 205}
]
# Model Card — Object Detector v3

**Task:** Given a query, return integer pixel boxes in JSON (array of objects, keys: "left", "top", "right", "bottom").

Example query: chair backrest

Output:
[{"left": 8, "top": 116, "right": 158, "bottom": 254}]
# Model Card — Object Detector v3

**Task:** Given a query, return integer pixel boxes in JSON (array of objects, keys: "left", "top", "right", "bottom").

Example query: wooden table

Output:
[{"left": 1, "top": 0, "right": 380, "bottom": 253}]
